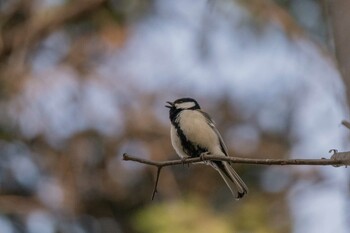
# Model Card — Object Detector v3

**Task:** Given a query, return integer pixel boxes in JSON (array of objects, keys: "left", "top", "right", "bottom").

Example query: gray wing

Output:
[{"left": 200, "top": 110, "right": 229, "bottom": 156}]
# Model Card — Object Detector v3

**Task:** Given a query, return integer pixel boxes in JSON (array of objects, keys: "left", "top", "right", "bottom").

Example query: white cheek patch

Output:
[{"left": 175, "top": 102, "right": 195, "bottom": 109}]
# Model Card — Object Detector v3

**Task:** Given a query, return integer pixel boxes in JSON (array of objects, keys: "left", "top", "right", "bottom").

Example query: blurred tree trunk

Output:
[{"left": 328, "top": 0, "right": 350, "bottom": 103}]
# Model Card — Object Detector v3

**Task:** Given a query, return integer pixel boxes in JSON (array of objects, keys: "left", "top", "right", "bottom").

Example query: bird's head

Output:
[
  {"left": 166, "top": 98, "right": 201, "bottom": 122},
  {"left": 166, "top": 98, "right": 201, "bottom": 111}
]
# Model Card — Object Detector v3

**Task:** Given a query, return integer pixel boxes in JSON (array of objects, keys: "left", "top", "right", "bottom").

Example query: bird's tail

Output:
[{"left": 213, "top": 161, "right": 248, "bottom": 199}]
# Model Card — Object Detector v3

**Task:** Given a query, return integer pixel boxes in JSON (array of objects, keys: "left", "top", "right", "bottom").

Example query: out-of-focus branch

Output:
[
  {"left": 341, "top": 120, "right": 350, "bottom": 130},
  {"left": 327, "top": 0, "right": 350, "bottom": 102},
  {"left": 0, "top": 195, "right": 45, "bottom": 215},
  {"left": 123, "top": 152, "right": 350, "bottom": 199},
  {"left": 1, "top": 0, "right": 107, "bottom": 56},
  {"left": 0, "top": 0, "right": 107, "bottom": 97}
]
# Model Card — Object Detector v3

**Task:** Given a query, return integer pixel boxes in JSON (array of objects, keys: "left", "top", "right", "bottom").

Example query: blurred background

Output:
[{"left": 0, "top": 0, "right": 349, "bottom": 232}]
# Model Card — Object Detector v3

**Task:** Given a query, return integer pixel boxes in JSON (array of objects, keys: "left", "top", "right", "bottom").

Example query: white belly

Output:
[{"left": 170, "top": 110, "right": 224, "bottom": 158}]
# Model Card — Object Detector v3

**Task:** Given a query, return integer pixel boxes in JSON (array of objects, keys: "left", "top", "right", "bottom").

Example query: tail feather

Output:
[{"left": 213, "top": 161, "right": 248, "bottom": 199}]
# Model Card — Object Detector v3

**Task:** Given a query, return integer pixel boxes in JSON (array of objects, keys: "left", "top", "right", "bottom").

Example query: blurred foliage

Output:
[
  {"left": 134, "top": 195, "right": 289, "bottom": 233},
  {"left": 135, "top": 197, "right": 233, "bottom": 233}
]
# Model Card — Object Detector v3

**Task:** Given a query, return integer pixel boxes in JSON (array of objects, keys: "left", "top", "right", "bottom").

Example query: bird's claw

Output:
[
  {"left": 181, "top": 157, "right": 189, "bottom": 167},
  {"left": 200, "top": 152, "right": 210, "bottom": 162}
]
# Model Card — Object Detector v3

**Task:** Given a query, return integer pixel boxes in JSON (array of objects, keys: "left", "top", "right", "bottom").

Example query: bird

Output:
[{"left": 166, "top": 97, "right": 248, "bottom": 199}]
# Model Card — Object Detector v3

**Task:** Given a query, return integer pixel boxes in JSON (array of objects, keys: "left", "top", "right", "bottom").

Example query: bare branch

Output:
[
  {"left": 123, "top": 153, "right": 349, "bottom": 167},
  {"left": 123, "top": 152, "right": 349, "bottom": 199}
]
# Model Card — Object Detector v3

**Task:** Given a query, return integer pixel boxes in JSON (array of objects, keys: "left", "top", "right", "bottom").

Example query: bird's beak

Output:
[{"left": 165, "top": 101, "right": 173, "bottom": 108}]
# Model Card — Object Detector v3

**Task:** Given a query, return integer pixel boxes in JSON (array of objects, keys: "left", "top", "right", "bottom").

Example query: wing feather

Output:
[
  {"left": 199, "top": 110, "right": 229, "bottom": 156},
  {"left": 200, "top": 110, "right": 249, "bottom": 198}
]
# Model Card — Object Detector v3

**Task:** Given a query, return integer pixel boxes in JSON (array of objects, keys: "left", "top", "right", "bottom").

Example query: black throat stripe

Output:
[{"left": 172, "top": 119, "right": 207, "bottom": 158}]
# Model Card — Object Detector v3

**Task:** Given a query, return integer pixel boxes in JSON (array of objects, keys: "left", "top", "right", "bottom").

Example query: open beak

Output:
[{"left": 165, "top": 101, "right": 173, "bottom": 108}]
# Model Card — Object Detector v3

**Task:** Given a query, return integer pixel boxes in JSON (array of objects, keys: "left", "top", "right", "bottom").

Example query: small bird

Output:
[{"left": 166, "top": 97, "right": 248, "bottom": 199}]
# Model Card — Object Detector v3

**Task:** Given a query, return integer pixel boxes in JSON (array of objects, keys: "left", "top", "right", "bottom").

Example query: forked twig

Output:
[{"left": 122, "top": 151, "right": 350, "bottom": 199}]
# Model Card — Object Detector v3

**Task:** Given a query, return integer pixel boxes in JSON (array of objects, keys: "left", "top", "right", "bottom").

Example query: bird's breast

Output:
[{"left": 177, "top": 110, "right": 219, "bottom": 150}]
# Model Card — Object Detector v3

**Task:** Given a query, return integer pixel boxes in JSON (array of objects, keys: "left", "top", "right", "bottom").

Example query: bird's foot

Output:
[
  {"left": 200, "top": 152, "right": 210, "bottom": 163},
  {"left": 181, "top": 157, "right": 189, "bottom": 167}
]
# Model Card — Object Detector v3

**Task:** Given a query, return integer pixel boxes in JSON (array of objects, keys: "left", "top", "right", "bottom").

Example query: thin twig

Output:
[
  {"left": 122, "top": 152, "right": 349, "bottom": 199},
  {"left": 123, "top": 153, "right": 347, "bottom": 167},
  {"left": 152, "top": 167, "right": 162, "bottom": 200}
]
